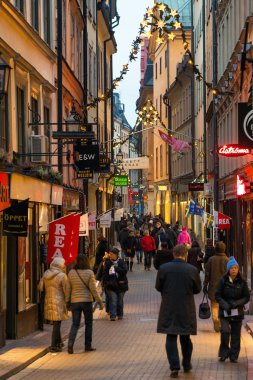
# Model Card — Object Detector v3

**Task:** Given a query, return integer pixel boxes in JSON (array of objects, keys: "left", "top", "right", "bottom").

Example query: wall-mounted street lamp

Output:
[
  {"left": 65, "top": 103, "right": 81, "bottom": 132},
  {"left": 116, "top": 149, "right": 123, "bottom": 162},
  {"left": 0, "top": 56, "right": 11, "bottom": 103}
]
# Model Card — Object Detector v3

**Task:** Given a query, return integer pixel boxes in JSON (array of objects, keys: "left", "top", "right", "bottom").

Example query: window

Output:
[
  {"left": 155, "top": 63, "right": 157, "bottom": 79},
  {"left": 0, "top": 94, "right": 8, "bottom": 150},
  {"left": 17, "top": 87, "right": 25, "bottom": 156},
  {"left": 160, "top": 57, "right": 162, "bottom": 74},
  {"left": 31, "top": 97, "right": 39, "bottom": 135},
  {"left": 31, "top": 0, "right": 39, "bottom": 31},
  {"left": 165, "top": 50, "right": 167, "bottom": 67},
  {"left": 15, "top": 0, "right": 24, "bottom": 13},
  {"left": 43, "top": 0, "right": 51, "bottom": 45}
]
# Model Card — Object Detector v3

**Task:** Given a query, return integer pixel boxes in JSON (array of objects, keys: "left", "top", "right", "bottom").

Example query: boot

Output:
[{"left": 130, "top": 261, "right": 133, "bottom": 272}]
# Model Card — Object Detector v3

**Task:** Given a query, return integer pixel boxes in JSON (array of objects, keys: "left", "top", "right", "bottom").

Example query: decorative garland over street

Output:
[{"left": 85, "top": 2, "right": 217, "bottom": 112}]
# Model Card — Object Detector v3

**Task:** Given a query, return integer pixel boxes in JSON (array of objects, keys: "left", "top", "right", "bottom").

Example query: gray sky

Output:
[{"left": 113, "top": 0, "right": 154, "bottom": 127}]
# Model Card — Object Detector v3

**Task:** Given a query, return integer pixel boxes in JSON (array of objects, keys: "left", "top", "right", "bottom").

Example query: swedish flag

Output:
[
  {"left": 185, "top": 204, "right": 190, "bottom": 217},
  {"left": 206, "top": 213, "right": 214, "bottom": 229}
]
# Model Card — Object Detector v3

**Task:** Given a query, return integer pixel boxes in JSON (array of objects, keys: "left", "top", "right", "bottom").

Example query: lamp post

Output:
[{"left": 0, "top": 56, "right": 11, "bottom": 104}]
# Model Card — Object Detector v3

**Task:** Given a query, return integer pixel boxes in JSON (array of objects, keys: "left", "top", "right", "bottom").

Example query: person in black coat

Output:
[
  {"left": 94, "top": 235, "right": 108, "bottom": 274},
  {"left": 153, "top": 242, "right": 174, "bottom": 270},
  {"left": 215, "top": 256, "right": 250, "bottom": 363},
  {"left": 156, "top": 245, "right": 201, "bottom": 378},
  {"left": 203, "top": 238, "right": 215, "bottom": 266},
  {"left": 187, "top": 241, "right": 203, "bottom": 273},
  {"left": 121, "top": 230, "right": 135, "bottom": 271},
  {"left": 96, "top": 247, "right": 128, "bottom": 321}
]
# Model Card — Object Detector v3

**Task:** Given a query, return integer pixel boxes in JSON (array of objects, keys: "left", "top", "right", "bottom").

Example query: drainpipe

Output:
[
  {"left": 202, "top": 0, "right": 207, "bottom": 183},
  {"left": 57, "top": 0, "right": 63, "bottom": 173},
  {"left": 212, "top": 0, "right": 219, "bottom": 211},
  {"left": 104, "top": 37, "right": 112, "bottom": 151}
]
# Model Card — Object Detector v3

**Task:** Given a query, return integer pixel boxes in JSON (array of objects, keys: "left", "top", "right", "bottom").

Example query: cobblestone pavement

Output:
[{"left": 3, "top": 263, "right": 253, "bottom": 380}]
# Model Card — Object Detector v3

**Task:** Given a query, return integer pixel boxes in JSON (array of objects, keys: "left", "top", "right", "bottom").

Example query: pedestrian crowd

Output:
[{"left": 38, "top": 211, "right": 250, "bottom": 379}]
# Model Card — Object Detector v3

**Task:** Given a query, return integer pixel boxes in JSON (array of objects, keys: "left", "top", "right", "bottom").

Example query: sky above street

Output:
[{"left": 113, "top": 0, "right": 154, "bottom": 128}]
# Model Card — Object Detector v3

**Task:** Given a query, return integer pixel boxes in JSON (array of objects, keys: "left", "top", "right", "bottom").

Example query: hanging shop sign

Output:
[
  {"left": 47, "top": 213, "right": 80, "bottom": 265},
  {"left": 94, "top": 154, "right": 111, "bottom": 173},
  {"left": 88, "top": 212, "right": 96, "bottom": 230},
  {"left": 114, "top": 208, "right": 124, "bottom": 222},
  {"left": 217, "top": 144, "right": 250, "bottom": 157},
  {"left": 188, "top": 183, "right": 204, "bottom": 191},
  {"left": 3, "top": 198, "right": 29, "bottom": 237},
  {"left": 79, "top": 213, "right": 89, "bottom": 236},
  {"left": 121, "top": 156, "right": 149, "bottom": 170},
  {"left": 99, "top": 211, "right": 112, "bottom": 228},
  {"left": 214, "top": 211, "right": 231, "bottom": 229},
  {"left": 158, "top": 185, "right": 167, "bottom": 191},
  {"left": 0, "top": 172, "right": 10, "bottom": 211},
  {"left": 73, "top": 144, "right": 100, "bottom": 171},
  {"left": 238, "top": 103, "right": 253, "bottom": 148},
  {"left": 114, "top": 175, "right": 128, "bottom": 187},
  {"left": 77, "top": 169, "right": 93, "bottom": 179}
]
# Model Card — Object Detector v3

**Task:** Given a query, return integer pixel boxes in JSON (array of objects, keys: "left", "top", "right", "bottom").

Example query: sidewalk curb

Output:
[
  {"left": 0, "top": 326, "right": 77, "bottom": 380},
  {"left": 0, "top": 347, "right": 49, "bottom": 380}
]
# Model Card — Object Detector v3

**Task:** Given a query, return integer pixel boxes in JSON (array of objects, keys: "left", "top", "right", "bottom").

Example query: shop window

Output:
[
  {"left": 18, "top": 208, "right": 33, "bottom": 312},
  {"left": 0, "top": 230, "right": 7, "bottom": 312}
]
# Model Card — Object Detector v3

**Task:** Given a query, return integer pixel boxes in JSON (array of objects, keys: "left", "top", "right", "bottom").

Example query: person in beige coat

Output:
[
  {"left": 39, "top": 257, "right": 69, "bottom": 352},
  {"left": 67, "top": 254, "right": 104, "bottom": 354},
  {"left": 203, "top": 241, "right": 229, "bottom": 332}
]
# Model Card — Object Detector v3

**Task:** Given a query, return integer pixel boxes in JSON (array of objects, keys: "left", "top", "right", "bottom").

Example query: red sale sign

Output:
[
  {"left": 214, "top": 211, "right": 231, "bottom": 229},
  {"left": 47, "top": 213, "right": 81, "bottom": 265}
]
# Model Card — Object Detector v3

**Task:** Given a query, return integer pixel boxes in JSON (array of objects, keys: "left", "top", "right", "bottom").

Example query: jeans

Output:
[
  {"left": 51, "top": 321, "right": 62, "bottom": 348},
  {"left": 166, "top": 334, "right": 193, "bottom": 370},
  {"left": 219, "top": 318, "right": 242, "bottom": 360},
  {"left": 144, "top": 251, "right": 152, "bottom": 269},
  {"left": 68, "top": 302, "right": 93, "bottom": 349},
  {"left": 135, "top": 250, "right": 143, "bottom": 263},
  {"left": 107, "top": 290, "right": 125, "bottom": 318}
]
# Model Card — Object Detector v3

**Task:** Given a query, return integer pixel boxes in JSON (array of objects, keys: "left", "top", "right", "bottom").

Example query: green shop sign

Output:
[{"left": 114, "top": 175, "right": 128, "bottom": 187}]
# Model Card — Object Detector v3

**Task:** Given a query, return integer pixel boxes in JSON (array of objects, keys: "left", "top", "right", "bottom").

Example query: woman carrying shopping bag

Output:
[{"left": 67, "top": 254, "right": 104, "bottom": 354}]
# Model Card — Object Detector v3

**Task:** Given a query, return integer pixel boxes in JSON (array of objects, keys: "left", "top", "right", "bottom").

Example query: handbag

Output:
[
  {"left": 75, "top": 270, "right": 95, "bottom": 301},
  {"left": 199, "top": 293, "right": 211, "bottom": 319}
]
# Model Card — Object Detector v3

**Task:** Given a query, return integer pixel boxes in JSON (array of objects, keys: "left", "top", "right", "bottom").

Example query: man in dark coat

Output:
[
  {"left": 156, "top": 245, "right": 201, "bottom": 378},
  {"left": 203, "top": 241, "right": 229, "bottom": 332}
]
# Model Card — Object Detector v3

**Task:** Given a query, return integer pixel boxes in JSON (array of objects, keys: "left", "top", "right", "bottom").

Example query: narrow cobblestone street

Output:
[{"left": 8, "top": 264, "right": 252, "bottom": 380}]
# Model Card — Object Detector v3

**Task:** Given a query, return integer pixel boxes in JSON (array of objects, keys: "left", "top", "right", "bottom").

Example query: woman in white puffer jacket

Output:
[{"left": 39, "top": 257, "right": 70, "bottom": 352}]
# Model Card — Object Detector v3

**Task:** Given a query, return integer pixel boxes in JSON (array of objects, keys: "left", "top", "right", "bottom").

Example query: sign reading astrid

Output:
[
  {"left": 217, "top": 144, "right": 250, "bottom": 157},
  {"left": 114, "top": 175, "right": 128, "bottom": 187}
]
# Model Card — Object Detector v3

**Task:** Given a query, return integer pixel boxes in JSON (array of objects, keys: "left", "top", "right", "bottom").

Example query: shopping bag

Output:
[{"left": 199, "top": 293, "right": 211, "bottom": 319}]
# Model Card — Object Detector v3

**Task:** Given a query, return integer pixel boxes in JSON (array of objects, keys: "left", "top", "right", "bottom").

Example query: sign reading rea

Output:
[{"left": 73, "top": 145, "right": 100, "bottom": 171}]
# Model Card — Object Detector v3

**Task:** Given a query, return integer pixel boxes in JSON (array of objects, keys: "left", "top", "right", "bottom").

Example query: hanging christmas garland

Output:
[{"left": 85, "top": 2, "right": 219, "bottom": 113}]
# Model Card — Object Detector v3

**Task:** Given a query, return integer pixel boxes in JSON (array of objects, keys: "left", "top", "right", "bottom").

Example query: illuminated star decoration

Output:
[{"left": 85, "top": 2, "right": 215, "bottom": 112}]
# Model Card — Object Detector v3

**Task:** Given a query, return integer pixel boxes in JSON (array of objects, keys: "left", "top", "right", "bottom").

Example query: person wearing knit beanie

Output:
[
  {"left": 226, "top": 256, "right": 239, "bottom": 272},
  {"left": 215, "top": 255, "right": 250, "bottom": 363}
]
